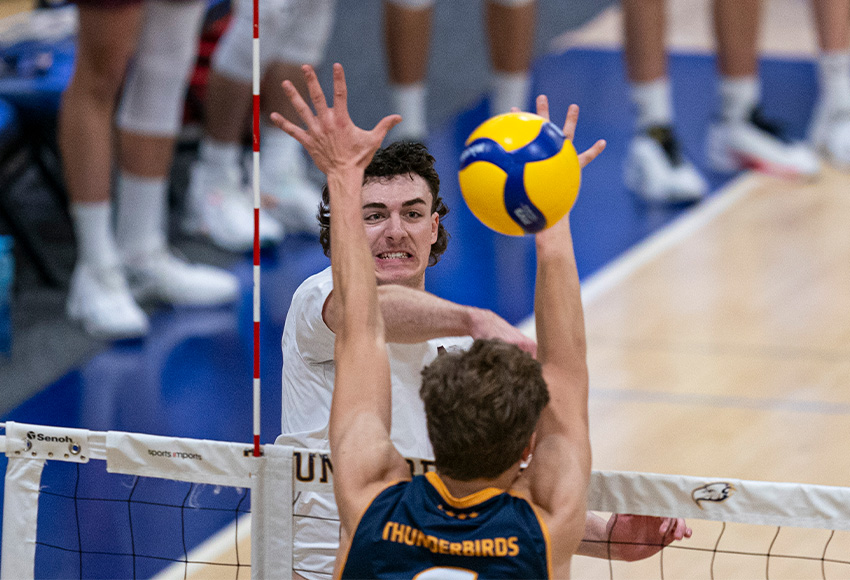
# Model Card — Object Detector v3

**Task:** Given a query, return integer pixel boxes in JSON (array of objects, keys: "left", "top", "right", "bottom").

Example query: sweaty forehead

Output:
[{"left": 361, "top": 174, "right": 433, "bottom": 208}]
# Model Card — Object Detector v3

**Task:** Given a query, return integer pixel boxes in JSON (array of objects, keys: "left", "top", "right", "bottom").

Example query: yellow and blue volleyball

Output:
[{"left": 458, "top": 112, "right": 580, "bottom": 236}]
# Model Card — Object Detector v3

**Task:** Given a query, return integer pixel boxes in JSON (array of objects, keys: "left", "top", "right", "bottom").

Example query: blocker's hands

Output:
[
  {"left": 512, "top": 96, "right": 606, "bottom": 169},
  {"left": 605, "top": 514, "right": 693, "bottom": 562},
  {"left": 270, "top": 63, "right": 401, "bottom": 177}
]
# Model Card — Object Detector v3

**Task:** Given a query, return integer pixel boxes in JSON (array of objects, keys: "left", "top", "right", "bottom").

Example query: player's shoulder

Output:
[
  {"left": 295, "top": 266, "right": 333, "bottom": 295},
  {"left": 288, "top": 267, "right": 333, "bottom": 310}
]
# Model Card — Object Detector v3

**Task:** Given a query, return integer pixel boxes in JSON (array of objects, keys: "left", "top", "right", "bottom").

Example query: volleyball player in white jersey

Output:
[{"left": 273, "top": 66, "right": 691, "bottom": 580}]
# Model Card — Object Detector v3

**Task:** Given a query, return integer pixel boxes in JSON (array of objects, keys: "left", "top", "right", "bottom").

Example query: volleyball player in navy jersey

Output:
[{"left": 273, "top": 61, "right": 612, "bottom": 578}]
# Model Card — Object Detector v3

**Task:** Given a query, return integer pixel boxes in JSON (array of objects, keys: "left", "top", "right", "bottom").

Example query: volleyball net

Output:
[{"left": 2, "top": 422, "right": 850, "bottom": 579}]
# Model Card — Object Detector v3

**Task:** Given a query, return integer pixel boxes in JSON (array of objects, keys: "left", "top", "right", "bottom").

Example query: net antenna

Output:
[{"left": 251, "top": 0, "right": 261, "bottom": 458}]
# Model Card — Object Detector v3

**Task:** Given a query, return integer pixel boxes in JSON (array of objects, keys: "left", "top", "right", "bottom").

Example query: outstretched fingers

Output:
[
  {"left": 562, "top": 103, "right": 579, "bottom": 141},
  {"left": 269, "top": 111, "right": 308, "bottom": 145},
  {"left": 535, "top": 94, "right": 550, "bottom": 121},
  {"left": 332, "top": 63, "right": 349, "bottom": 119},
  {"left": 578, "top": 139, "right": 606, "bottom": 168},
  {"left": 372, "top": 114, "right": 403, "bottom": 143},
  {"left": 281, "top": 78, "right": 319, "bottom": 132},
  {"left": 302, "top": 64, "right": 328, "bottom": 117}
]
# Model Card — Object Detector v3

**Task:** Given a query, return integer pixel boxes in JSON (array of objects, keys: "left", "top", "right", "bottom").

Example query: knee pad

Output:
[
  {"left": 214, "top": 0, "right": 335, "bottom": 81},
  {"left": 116, "top": 0, "right": 206, "bottom": 137},
  {"left": 385, "top": 0, "right": 435, "bottom": 9}
]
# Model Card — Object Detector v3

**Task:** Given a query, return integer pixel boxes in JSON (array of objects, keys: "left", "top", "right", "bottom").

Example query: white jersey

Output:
[{"left": 279, "top": 267, "right": 473, "bottom": 579}]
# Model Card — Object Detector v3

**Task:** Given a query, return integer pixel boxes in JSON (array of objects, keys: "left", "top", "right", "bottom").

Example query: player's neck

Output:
[{"left": 437, "top": 464, "right": 522, "bottom": 498}]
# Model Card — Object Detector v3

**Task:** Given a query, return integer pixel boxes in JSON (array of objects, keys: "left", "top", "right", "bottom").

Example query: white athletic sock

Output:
[
  {"left": 261, "top": 122, "right": 304, "bottom": 179},
  {"left": 630, "top": 78, "right": 673, "bottom": 131},
  {"left": 491, "top": 70, "right": 531, "bottom": 115},
  {"left": 389, "top": 82, "right": 427, "bottom": 140},
  {"left": 115, "top": 172, "right": 168, "bottom": 261},
  {"left": 70, "top": 201, "right": 120, "bottom": 270},
  {"left": 818, "top": 51, "right": 850, "bottom": 112},
  {"left": 719, "top": 76, "right": 760, "bottom": 123},
  {"left": 198, "top": 138, "right": 242, "bottom": 181}
]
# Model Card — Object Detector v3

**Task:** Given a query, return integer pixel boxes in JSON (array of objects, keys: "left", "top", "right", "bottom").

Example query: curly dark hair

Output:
[
  {"left": 317, "top": 141, "right": 450, "bottom": 266},
  {"left": 420, "top": 339, "right": 550, "bottom": 481}
]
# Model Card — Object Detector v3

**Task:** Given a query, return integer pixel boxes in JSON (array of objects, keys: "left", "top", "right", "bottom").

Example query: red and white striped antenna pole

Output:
[{"left": 251, "top": 0, "right": 261, "bottom": 457}]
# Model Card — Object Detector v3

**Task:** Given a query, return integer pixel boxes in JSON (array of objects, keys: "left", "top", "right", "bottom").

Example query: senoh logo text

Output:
[{"left": 27, "top": 431, "right": 74, "bottom": 444}]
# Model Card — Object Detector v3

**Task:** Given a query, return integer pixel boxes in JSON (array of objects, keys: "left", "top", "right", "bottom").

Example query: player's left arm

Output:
[{"left": 272, "top": 63, "right": 410, "bottom": 534}]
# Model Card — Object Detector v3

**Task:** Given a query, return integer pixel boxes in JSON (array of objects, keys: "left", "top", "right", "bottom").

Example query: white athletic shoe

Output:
[
  {"left": 262, "top": 171, "right": 322, "bottom": 235},
  {"left": 706, "top": 107, "right": 821, "bottom": 178},
  {"left": 808, "top": 100, "right": 850, "bottom": 170},
  {"left": 67, "top": 262, "right": 149, "bottom": 339},
  {"left": 183, "top": 162, "right": 284, "bottom": 252},
  {"left": 624, "top": 126, "right": 708, "bottom": 203},
  {"left": 124, "top": 247, "right": 239, "bottom": 306},
  {"left": 260, "top": 144, "right": 322, "bottom": 235}
]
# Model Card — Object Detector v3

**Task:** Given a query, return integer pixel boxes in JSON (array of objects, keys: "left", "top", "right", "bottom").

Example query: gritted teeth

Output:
[{"left": 378, "top": 252, "right": 411, "bottom": 259}]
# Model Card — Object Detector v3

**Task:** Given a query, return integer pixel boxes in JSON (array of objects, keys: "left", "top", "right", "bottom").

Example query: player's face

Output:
[{"left": 361, "top": 174, "right": 439, "bottom": 289}]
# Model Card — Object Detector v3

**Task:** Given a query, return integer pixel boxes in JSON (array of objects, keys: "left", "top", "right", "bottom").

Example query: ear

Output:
[
  {"left": 522, "top": 432, "right": 538, "bottom": 462},
  {"left": 430, "top": 212, "right": 439, "bottom": 245}
]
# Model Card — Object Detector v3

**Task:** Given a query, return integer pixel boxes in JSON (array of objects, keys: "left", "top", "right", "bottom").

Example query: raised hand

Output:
[
  {"left": 530, "top": 96, "right": 606, "bottom": 168},
  {"left": 270, "top": 63, "right": 401, "bottom": 177}
]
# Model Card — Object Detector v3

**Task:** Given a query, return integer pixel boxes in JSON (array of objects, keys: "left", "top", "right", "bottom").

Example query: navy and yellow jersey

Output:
[{"left": 338, "top": 472, "right": 551, "bottom": 579}]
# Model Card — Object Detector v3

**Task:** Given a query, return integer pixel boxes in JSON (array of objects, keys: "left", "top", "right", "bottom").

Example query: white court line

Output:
[
  {"left": 518, "top": 171, "right": 765, "bottom": 337},
  {"left": 152, "top": 513, "right": 251, "bottom": 580}
]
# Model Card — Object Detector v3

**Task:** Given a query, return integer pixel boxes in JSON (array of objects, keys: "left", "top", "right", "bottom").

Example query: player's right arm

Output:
[
  {"left": 322, "top": 284, "right": 537, "bottom": 354},
  {"left": 518, "top": 99, "right": 606, "bottom": 568}
]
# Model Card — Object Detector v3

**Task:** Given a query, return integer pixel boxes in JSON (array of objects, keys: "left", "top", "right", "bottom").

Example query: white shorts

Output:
[{"left": 212, "top": 0, "right": 335, "bottom": 83}]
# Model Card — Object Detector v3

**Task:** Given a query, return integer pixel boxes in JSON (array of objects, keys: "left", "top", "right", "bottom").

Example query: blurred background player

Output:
[
  {"left": 60, "top": 0, "right": 238, "bottom": 339},
  {"left": 384, "top": 0, "right": 536, "bottom": 141},
  {"left": 182, "top": 0, "right": 335, "bottom": 251},
  {"left": 622, "top": 0, "right": 823, "bottom": 204}
]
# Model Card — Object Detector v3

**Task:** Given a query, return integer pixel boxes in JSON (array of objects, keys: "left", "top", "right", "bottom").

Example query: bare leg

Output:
[
  {"left": 383, "top": 1, "right": 432, "bottom": 85},
  {"left": 812, "top": 0, "right": 850, "bottom": 53},
  {"left": 622, "top": 0, "right": 673, "bottom": 131},
  {"left": 117, "top": 133, "right": 176, "bottom": 178},
  {"left": 204, "top": 70, "right": 253, "bottom": 144},
  {"left": 485, "top": 0, "right": 535, "bottom": 75},
  {"left": 58, "top": 4, "right": 143, "bottom": 204},
  {"left": 485, "top": 0, "right": 535, "bottom": 113},
  {"left": 383, "top": 1, "right": 432, "bottom": 138},
  {"left": 622, "top": 0, "right": 667, "bottom": 83},
  {"left": 713, "top": 0, "right": 761, "bottom": 78},
  {"left": 261, "top": 61, "right": 309, "bottom": 122}
]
